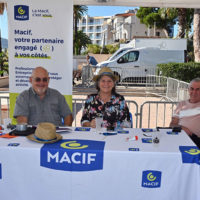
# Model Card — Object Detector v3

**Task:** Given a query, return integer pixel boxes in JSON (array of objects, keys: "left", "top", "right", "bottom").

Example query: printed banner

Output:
[
  {"left": 7, "top": 0, "right": 73, "bottom": 119},
  {"left": 41, "top": 139, "right": 105, "bottom": 171}
]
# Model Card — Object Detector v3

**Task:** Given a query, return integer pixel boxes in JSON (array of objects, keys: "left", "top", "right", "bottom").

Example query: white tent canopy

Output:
[
  {"left": 1, "top": 0, "right": 200, "bottom": 8},
  {"left": 74, "top": 0, "right": 200, "bottom": 9}
]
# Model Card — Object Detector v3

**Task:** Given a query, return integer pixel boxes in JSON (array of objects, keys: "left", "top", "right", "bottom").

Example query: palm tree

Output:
[
  {"left": 73, "top": 5, "right": 88, "bottom": 54},
  {"left": 161, "top": 8, "right": 193, "bottom": 38},
  {"left": 177, "top": 8, "right": 187, "bottom": 38},
  {"left": 177, "top": 8, "right": 193, "bottom": 38},
  {"left": 193, "top": 9, "right": 200, "bottom": 62},
  {"left": 74, "top": 30, "right": 91, "bottom": 55}
]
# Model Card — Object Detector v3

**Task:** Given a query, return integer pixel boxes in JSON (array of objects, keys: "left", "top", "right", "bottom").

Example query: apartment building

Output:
[
  {"left": 78, "top": 10, "right": 173, "bottom": 46},
  {"left": 78, "top": 15, "right": 111, "bottom": 46}
]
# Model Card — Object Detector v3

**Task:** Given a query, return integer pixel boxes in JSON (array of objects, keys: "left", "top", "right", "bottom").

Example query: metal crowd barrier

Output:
[
  {"left": 139, "top": 101, "right": 178, "bottom": 128},
  {"left": 166, "top": 77, "right": 189, "bottom": 101},
  {"left": 72, "top": 98, "right": 139, "bottom": 128},
  {"left": 0, "top": 94, "right": 10, "bottom": 124},
  {"left": 0, "top": 93, "right": 179, "bottom": 129},
  {"left": 107, "top": 67, "right": 156, "bottom": 86}
]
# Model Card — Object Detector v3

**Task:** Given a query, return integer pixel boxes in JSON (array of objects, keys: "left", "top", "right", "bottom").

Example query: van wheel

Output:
[{"left": 113, "top": 72, "right": 120, "bottom": 83}]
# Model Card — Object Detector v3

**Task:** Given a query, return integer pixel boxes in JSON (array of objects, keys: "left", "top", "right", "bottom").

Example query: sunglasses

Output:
[{"left": 33, "top": 77, "right": 49, "bottom": 82}]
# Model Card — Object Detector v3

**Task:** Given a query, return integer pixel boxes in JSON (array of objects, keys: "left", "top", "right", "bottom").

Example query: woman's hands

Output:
[
  {"left": 82, "top": 119, "right": 96, "bottom": 128},
  {"left": 90, "top": 119, "right": 96, "bottom": 128}
]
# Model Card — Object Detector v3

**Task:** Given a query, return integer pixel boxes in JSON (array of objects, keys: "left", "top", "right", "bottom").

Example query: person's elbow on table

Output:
[
  {"left": 181, "top": 126, "right": 193, "bottom": 136},
  {"left": 64, "top": 114, "right": 73, "bottom": 126}
]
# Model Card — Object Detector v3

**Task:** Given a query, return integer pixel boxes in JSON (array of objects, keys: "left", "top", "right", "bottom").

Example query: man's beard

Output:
[{"left": 35, "top": 87, "right": 47, "bottom": 96}]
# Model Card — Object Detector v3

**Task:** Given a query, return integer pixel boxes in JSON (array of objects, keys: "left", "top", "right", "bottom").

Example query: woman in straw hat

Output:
[{"left": 81, "top": 67, "right": 131, "bottom": 129}]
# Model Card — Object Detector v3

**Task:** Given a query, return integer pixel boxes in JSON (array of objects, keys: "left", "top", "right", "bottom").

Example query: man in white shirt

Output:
[{"left": 170, "top": 78, "right": 200, "bottom": 148}]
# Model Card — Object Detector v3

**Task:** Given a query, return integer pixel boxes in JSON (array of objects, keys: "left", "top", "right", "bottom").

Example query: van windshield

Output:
[{"left": 109, "top": 48, "right": 132, "bottom": 61}]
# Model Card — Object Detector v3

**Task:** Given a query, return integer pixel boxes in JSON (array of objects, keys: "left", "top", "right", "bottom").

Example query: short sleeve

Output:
[
  {"left": 13, "top": 92, "right": 29, "bottom": 118},
  {"left": 58, "top": 93, "right": 72, "bottom": 118}
]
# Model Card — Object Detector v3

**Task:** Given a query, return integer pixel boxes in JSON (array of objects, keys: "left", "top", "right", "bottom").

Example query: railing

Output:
[
  {"left": 145, "top": 75, "right": 167, "bottom": 98},
  {"left": 103, "top": 66, "right": 157, "bottom": 85},
  {"left": 166, "top": 77, "right": 189, "bottom": 101},
  {"left": 72, "top": 98, "right": 139, "bottom": 128},
  {"left": 0, "top": 93, "right": 180, "bottom": 129},
  {"left": 95, "top": 67, "right": 189, "bottom": 101},
  {"left": 139, "top": 101, "right": 178, "bottom": 128},
  {"left": 0, "top": 93, "right": 10, "bottom": 124},
  {"left": 72, "top": 98, "right": 177, "bottom": 128}
]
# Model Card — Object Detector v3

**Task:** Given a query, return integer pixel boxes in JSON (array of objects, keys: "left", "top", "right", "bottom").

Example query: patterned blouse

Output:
[{"left": 81, "top": 93, "right": 131, "bottom": 128}]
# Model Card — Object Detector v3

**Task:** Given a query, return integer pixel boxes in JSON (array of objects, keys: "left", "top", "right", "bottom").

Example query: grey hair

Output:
[{"left": 189, "top": 78, "right": 200, "bottom": 88}]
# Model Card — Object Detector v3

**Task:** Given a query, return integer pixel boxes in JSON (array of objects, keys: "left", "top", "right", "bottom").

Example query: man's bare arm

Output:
[
  {"left": 64, "top": 114, "right": 73, "bottom": 126},
  {"left": 170, "top": 117, "right": 193, "bottom": 136}
]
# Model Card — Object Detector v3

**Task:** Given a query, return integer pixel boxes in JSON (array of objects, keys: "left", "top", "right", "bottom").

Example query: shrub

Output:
[
  {"left": 105, "top": 44, "right": 119, "bottom": 54},
  {"left": 87, "top": 44, "right": 101, "bottom": 54},
  {"left": 157, "top": 62, "right": 200, "bottom": 82}
]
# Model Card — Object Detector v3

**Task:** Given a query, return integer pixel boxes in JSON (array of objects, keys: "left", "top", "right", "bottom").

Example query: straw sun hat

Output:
[
  {"left": 93, "top": 67, "right": 119, "bottom": 82},
  {"left": 27, "top": 122, "right": 62, "bottom": 143}
]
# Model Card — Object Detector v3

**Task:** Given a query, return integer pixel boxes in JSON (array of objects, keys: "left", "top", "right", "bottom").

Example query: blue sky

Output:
[
  {"left": 87, "top": 6, "right": 137, "bottom": 17},
  {"left": 0, "top": 9, "right": 8, "bottom": 39}
]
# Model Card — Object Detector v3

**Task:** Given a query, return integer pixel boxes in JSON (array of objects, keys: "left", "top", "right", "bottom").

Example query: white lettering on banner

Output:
[
  {"left": 88, "top": 154, "right": 96, "bottom": 164},
  {"left": 143, "top": 182, "right": 159, "bottom": 187},
  {"left": 47, "top": 151, "right": 97, "bottom": 164},
  {"left": 47, "top": 151, "right": 59, "bottom": 162},
  {"left": 71, "top": 152, "right": 81, "bottom": 164},
  {"left": 60, "top": 152, "right": 71, "bottom": 163}
]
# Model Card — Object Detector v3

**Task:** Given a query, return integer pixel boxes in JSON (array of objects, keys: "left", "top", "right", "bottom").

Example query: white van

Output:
[
  {"left": 96, "top": 47, "right": 184, "bottom": 81},
  {"left": 107, "top": 47, "right": 133, "bottom": 61}
]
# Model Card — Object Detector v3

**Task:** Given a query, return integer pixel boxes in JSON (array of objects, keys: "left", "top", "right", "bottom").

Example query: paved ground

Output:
[{"left": 0, "top": 76, "right": 9, "bottom": 90}]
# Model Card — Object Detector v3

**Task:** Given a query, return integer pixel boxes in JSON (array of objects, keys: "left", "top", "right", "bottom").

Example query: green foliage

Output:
[
  {"left": 0, "top": 50, "right": 9, "bottom": 75},
  {"left": 186, "top": 38, "right": 194, "bottom": 62},
  {"left": 86, "top": 44, "right": 120, "bottom": 54},
  {"left": 87, "top": 44, "right": 101, "bottom": 54},
  {"left": 73, "top": 5, "right": 88, "bottom": 54},
  {"left": 157, "top": 62, "right": 200, "bottom": 82},
  {"left": 74, "top": 31, "right": 91, "bottom": 55},
  {"left": 105, "top": 44, "right": 119, "bottom": 54},
  {"left": 136, "top": 7, "right": 177, "bottom": 36},
  {"left": 101, "top": 46, "right": 109, "bottom": 54}
]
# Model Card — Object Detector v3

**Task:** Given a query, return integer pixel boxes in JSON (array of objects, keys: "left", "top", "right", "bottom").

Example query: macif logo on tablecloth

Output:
[
  {"left": 179, "top": 146, "right": 200, "bottom": 165},
  {"left": 14, "top": 5, "right": 29, "bottom": 21},
  {"left": 40, "top": 139, "right": 105, "bottom": 171},
  {"left": 142, "top": 170, "right": 162, "bottom": 188}
]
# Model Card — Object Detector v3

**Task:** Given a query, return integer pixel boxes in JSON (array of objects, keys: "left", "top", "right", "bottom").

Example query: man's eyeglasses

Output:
[{"left": 32, "top": 77, "right": 49, "bottom": 82}]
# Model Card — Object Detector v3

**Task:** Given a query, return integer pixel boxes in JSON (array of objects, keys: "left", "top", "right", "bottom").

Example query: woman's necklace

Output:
[{"left": 99, "top": 93, "right": 111, "bottom": 103}]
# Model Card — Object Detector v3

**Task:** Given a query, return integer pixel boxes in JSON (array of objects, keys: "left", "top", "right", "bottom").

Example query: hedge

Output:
[{"left": 157, "top": 62, "right": 200, "bottom": 83}]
